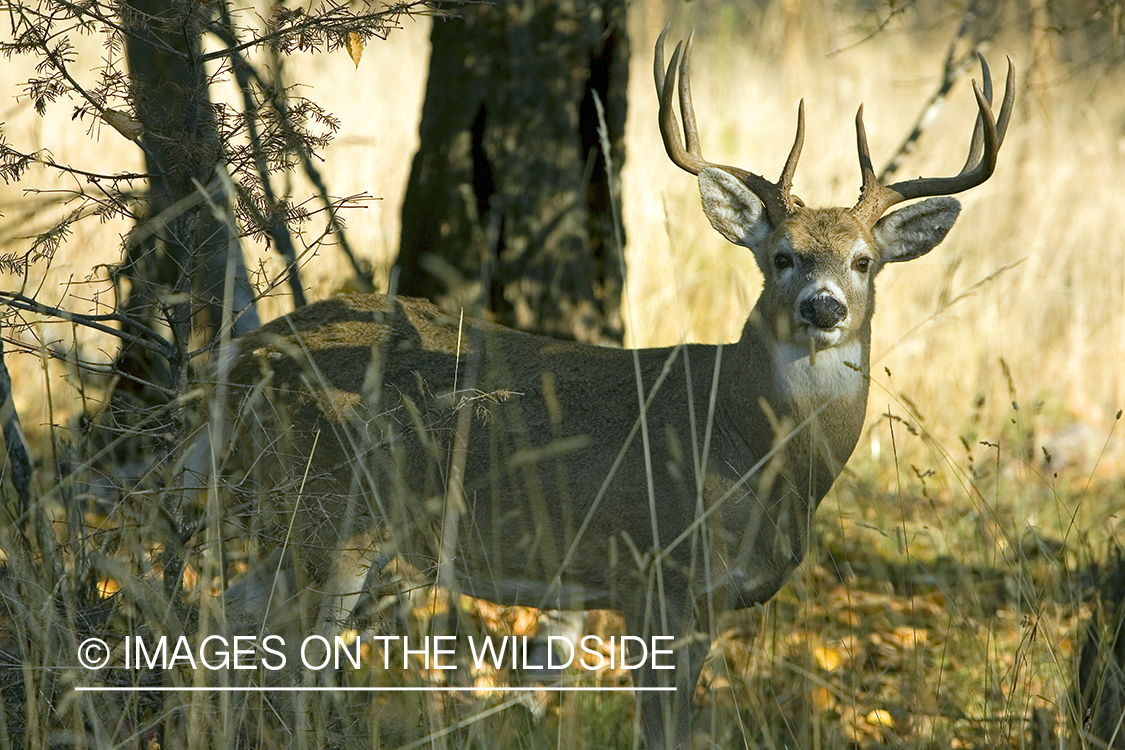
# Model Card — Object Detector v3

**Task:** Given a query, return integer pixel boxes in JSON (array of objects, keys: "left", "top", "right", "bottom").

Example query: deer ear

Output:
[
  {"left": 698, "top": 168, "right": 772, "bottom": 248},
  {"left": 873, "top": 196, "right": 961, "bottom": 264}
]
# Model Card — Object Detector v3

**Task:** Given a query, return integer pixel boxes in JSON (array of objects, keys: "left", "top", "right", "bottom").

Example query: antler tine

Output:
[
  {"left": 960, "top": 54, "right": 994, "bottom": 174},
  {"left": 778, "top": 100, "right": 806, "bottom": 202},
  {"left": 959, "top": 55, "right": 1016, "bottom": 172},
  {"left": 994, "top": 57, "right": 1016, "bottom": 145},
  {"left": 678, "top": 32, "right": 702, "bottom": 156},
  {"left": 851, "top": 54, "right": 1016, "bottom": 228},
  {"left": 654, "top": 24, "right": 669, "bottom": 92},
  {"left": 654, "top": 26, "right": 803, "bottom": 226},
  {"left": 655, "top": 28, "right": 707, "bottom": 175},
  {"left": 887, "top": 75, "right": 1002, "bottom": 199},
  {"left": 852, "top": 104, "right": 895, "bottom": 226}
]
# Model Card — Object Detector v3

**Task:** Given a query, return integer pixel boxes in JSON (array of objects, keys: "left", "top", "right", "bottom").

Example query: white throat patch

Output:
[{"left": 774, "top": 339, "right": 866, "bottom": 405}]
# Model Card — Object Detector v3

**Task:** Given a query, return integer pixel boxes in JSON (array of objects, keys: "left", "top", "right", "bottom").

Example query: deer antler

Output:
[
  {"left": 851, "top": 54, "right": 1016, "bottom": 227},
  {"left": 655, "top": 26, "right": 805, "bottom": 227}
]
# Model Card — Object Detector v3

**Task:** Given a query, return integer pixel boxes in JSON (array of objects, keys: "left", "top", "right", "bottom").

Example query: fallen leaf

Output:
[
  {"left": 814, "top": 644, "right": 844, "bottom": 671},
  {"left": 866, "top": 708, "right": 895, "bottom": 728}
]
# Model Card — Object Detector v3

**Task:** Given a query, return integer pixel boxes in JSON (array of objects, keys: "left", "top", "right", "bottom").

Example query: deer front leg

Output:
[{"left": 623, "top": 586, "right": 709, "bottom": 750}]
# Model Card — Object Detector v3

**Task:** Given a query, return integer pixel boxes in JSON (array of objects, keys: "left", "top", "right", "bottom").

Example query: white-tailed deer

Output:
[{"left": 207, "top": 29, "right": 1014, "bottom": 749}]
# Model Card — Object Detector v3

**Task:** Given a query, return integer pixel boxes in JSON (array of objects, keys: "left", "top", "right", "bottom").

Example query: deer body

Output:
[
  {"left": 226, "top": 284, "right": 864, "bottom": 604},
  {"left": 220, "top": 287, "right": 860, "bottom": 747},
  {"left": 212, "top": 30, "right": 1013, "bottom": 750}
]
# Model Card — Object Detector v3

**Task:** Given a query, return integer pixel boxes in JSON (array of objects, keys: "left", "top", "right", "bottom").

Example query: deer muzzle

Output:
[{"left": 800, "top": 293, "right": 847, "bottom": 330}]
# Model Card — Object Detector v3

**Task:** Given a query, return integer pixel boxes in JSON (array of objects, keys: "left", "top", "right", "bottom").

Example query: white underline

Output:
[{"left": 75, "top": 686, "right": 675, "bottom": 693}]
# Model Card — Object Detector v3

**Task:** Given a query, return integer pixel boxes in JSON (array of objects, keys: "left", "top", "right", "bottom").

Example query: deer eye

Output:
[
  {"left": 773, "top": 254, "right": 792, "bottom": 270},
  {"left": 853, "top": 257, "right": 872, "bottom": 273}
]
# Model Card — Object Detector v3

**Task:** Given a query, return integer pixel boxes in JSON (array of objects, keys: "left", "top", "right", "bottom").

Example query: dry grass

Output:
[{"left": 2, "top": 1, "right": 1124, "bottom": 748}]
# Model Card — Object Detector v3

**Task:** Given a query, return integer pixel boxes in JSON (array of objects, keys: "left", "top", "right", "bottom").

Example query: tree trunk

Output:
[
  {"left": 116, "top": 0, "right": 258, "bottom": 406},
  {"left": 396, "top": 1, "right": 628, "bottom": 345},
  {"left": 116, "top": 0, "right": 259, "bottom": 598}
]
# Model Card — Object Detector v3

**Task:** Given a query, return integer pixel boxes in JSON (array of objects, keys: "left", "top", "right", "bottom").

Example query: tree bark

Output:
[
  {"left": 116, "top": 0, "right": 258, "bottom": 404},
  {"left": 396, "top": 1, "right": 628, "bottom": 344},
  {"left": 116, "top": 0, "right": 256, "bottom": 600}
]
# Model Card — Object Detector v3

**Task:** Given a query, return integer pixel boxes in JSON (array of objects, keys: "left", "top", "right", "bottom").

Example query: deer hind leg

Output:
[
  {"left": 316, "top": 530, "right": 383, "bottom": 632},
  {"left": 290, "top": 528, "right": 401, "bottom": 673}
]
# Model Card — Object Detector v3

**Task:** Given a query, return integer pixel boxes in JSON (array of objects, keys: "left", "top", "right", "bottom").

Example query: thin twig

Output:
[
  {"left": 879, "top": 3, "right": 983, "bottom": 182},
  {"left": 2, "top": 144, "right": 156, "bottom": 182}
]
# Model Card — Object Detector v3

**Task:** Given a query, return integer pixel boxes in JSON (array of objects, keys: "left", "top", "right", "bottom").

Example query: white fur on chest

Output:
[{"left": 773, "top": 340, "right": 865, "bottom": 405}]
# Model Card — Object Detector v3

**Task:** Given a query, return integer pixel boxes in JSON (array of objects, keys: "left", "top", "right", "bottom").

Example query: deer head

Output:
[{"left": 655, "top": 28, "right": 1014, "bottom": 354}]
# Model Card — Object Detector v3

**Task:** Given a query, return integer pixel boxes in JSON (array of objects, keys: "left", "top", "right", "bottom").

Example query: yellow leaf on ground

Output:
[
  {"left": 814, "top": 644, "right": 844, "bottom": 671},
  {"left": 810, "top": 685, "right": 834, "bottom": 712},
  {"left": 866, "top": 708, "right": 895, "bottom": 728}
]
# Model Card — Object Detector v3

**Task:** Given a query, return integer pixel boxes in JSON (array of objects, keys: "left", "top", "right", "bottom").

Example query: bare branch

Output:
[{"left": 0, "top": 290, "right": 175, "bottom": 359}]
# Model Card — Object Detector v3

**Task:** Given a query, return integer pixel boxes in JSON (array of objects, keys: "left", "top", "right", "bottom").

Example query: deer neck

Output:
[
  {"left": 697, "top": 307, "right": 872, "bottom": 608},
  {"left": 770, "top": 331, "right": 870, "bottom": 417},
  {"left": 727, "top": 302, "right": 871, "bottom": 475}
]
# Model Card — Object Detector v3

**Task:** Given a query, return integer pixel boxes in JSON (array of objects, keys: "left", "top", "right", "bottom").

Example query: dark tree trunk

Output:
[
  {"left": 115, "top": 0, "right": 259, "bottom": 598},
  {"left": 116, "top": 0, "right": 258, "bottom": 407},
  {"left": 396, "top": 1, "right": 628, "bottom": 345}
]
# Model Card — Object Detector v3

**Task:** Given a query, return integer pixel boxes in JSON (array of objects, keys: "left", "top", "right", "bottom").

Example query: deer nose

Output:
[{"left": 800, "top": 294, "right": 846, "bottom": 330}]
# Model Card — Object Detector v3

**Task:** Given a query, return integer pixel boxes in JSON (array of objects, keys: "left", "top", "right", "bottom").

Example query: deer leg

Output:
[
  {"left": 317, "top": 531, "right": 382, "bottom": 634},
  {"left": 624, "top": 591, "right": 708, "bottom": 750}
]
